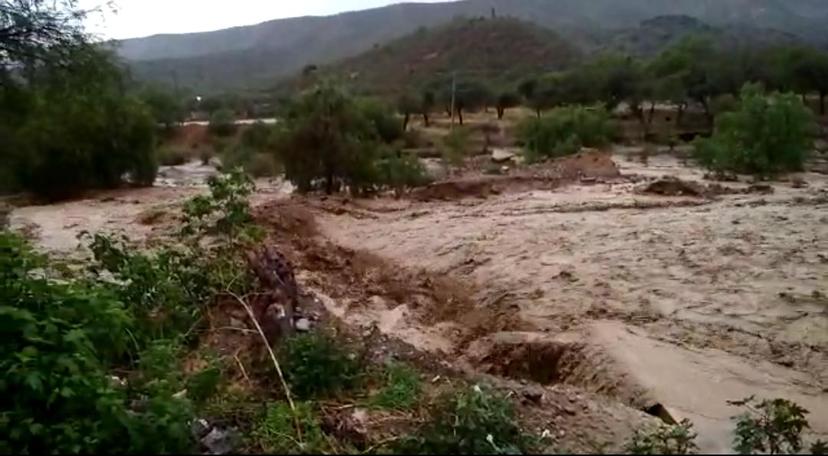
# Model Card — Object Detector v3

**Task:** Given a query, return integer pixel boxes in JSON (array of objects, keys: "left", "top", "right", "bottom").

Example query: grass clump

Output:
[
  {"left": 442, "top": 127, "right": 471, "bottom": 166},
  {"left": 279, "top": 332, "right": 361, "bottom": 399},
  {"left": 369, "top": 362, "right": 422, "bottom": 410},
  {"left": 253, "top": 402, "right": 328, "bottom": 454},
  {"left": 396, "top": 384, "right": 533, "bottom": 454}
]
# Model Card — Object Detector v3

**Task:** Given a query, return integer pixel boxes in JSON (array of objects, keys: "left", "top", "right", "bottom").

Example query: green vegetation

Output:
[
  {"left": 731, "top": 396, "right": 812, "bottom": 455},
  {"left": 369, "top": 362, "right": 422, "bottom": 410},
  {"left": 274, "top": 82, "right": 428, "bottom": 195},
  {"left": 279, "top": 332, "right": 360, "bottom": 399},
  {"left": 518, "top": 105, "right": 615, "bottom": 161},
  {"left": 253, "top": 402, "right": 328, "bottom": 454},
  {"left": 209, "top": 109, "right": 238, "bottom": 137},
  {"left": 693, "top": 84, "right": 815, "bottom": 177},
  {"left": 626, "top": 419, "right": 699, "bottom": 454},
  {"left": 442, "top": 127, "right": 471, "bottom": 165},
  {"left": 396, "top": 385, "right": 533, "bottom": 455},
  {"left": 1, "top": 2, "right": 158, "bottom": 199}
]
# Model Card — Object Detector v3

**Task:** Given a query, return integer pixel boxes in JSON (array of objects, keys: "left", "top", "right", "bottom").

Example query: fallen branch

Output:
[{"left": 229, "top": 291, "right": 303, "bottom": 444}]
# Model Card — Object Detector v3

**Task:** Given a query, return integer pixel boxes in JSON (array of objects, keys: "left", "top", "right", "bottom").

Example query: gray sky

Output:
[{"left": 81, "top": 0, "right": 454, "bottom": 40}]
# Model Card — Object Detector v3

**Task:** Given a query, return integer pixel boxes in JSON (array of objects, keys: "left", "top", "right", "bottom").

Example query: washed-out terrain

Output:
[{"left": 9, "top": 148, "right": 828, "bottom": 453}]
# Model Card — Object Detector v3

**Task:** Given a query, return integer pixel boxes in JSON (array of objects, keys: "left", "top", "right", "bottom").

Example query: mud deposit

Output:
[{"left": 313, "top": 154, "right": 828, "bottom": 452}]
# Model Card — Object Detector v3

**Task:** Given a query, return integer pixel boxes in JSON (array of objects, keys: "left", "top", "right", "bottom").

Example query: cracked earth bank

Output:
[{"left": 311, "top": 154, "right": 828, "bottom": 453}]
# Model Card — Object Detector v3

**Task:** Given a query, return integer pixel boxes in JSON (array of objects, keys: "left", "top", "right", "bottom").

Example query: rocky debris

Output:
[
  {"left": 491, "top": 148, "right": 518, "bottom": 164},
  {"left": 200, "top": 427, "right": 240, "bottom": 455},
  {"left": 555, "top": 149, "right": 621, "bottom": 179},
  {"left": 246, "top": 246, "right": 300, "bottom": 343},
  {"left": 640, "top": 178, "right": 705, "bottom": 198},
  {"left": 191, "top": 418, "right": 212, "bottom": 439},
  {"left": 295, "top": 318, "right": 312, "bottom": 332},
  {"left": 322, "top": 407, "right": 370, "bottom": 450},
  {"left": 0, "top": 203, "right": 10, "bottom": 229},
  {"left": 746, "top": 183, "right": 774, "bottom": 194},
  {"left": 791, "top": 177, "right": 808, "bottom": 189}
]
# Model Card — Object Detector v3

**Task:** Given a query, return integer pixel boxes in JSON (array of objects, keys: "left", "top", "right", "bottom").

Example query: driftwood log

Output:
[{"left": 245, "top": 246, "right": 300, "bottom": 343}]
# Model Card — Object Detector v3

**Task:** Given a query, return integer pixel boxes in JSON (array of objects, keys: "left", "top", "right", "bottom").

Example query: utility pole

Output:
[{"left": 450, "top": 71, "right": 457, "bottom": 129}]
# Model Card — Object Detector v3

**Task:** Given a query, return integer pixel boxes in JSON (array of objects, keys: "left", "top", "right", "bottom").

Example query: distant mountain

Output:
[
  {"left": 119, "top": 0, "right": 828, "bottom": 92},
  {"left": 602, "top": 15, "right": 801, "bottom": 57},
  {"left": 291, "top": 17, "right": 579, "bottom": 97}
]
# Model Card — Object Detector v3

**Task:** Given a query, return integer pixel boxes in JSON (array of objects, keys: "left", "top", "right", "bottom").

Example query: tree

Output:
[
  {"left": 649, "top": 36, "right": 720, "bottom": 124},
  {"left": 397, "top": 92, "right": 420, "bottom": 131},
  {"left": 208, "top": 109, "right": 236, "bottom": 137},
  {"left": 0, "top": 0, "right": 89, "bottom": 68},
  {"left": 420, "top": 90, "right": 435, "bottom": 127},
  {"left": 139, "top": 84, "right": 185, "bottom": 129},
  {"left": 693, "top": 83, "right": 815, "bottom": 176},
  {"left": 438, "top": 79, "right": 492, "bottom": 125},
  {"left": 790, "top": 48, "right": 828, "bottom": 115},
  {"left": 495, "top": 91, "right": 521, "bottom": 120}
]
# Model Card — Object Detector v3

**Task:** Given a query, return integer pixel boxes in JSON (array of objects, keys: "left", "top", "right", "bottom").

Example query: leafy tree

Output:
[
  {"left": 421, "top": 90, "right": 436, "bottom": 127},
  {"left": 208, "top": 108, "right": 237, "bottom": 137},
  {"left": 789, "top": 47, "right": 828, "bottom": 115},
  {"left": 495, "top": 91, "right": 521, "bottom": 120},
  {"left": 518, "top": 105, "right": 615, "bottom": 161},
  {"left": 139, "top": 85, "right": 185, "bottom": 129},
  {"left": 358, "top": 97, "right": 403, "bottom": 143},
  {"left": 7, "top": 45, "right": 158, "bottom": 199},
  {"left": 397, "top": 92, "right": 421, "bottom": 131},
  {"left": 0, "top": 0, "right": 88, "bottom": 67},
  {"left": 693, "top": 84, "right": 814, "bottom": 176},
  {"left": 437, "top": 78, "right": 493, "bottom": 125},
  {"left": 649, "top": 36, "right": 720, "bottom": 123}
]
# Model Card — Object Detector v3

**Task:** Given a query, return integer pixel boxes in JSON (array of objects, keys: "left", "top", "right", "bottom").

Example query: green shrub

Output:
[
  {"left": 625, "top": 419, "right": 698, "bottom": 454},
  {"left": 279, "top": 332, "right": 360, "bottom": 399},
  {"left": 253, "top": 402, "right": 328, "bottom": 454},
  {"left": 358, "top": 98, "right": 404, "bottom": 144},
  {"left": 442, "top": 127, "right": 471, "bottom": 165},
  {"left": 375, "top": 149, "right": 431, "bottom": 194},
  {"left": 181, "top": 168, "right": 257, "bottom": 241},
  {"left": 208, "top": 109, "right": 237, "bottom": 137},
  {"left": 396, "top": 384, "right": 533, "bottom": 455},
  {"left": 158, "top": 147, "right": 190, "bottom": 166},
  {"left": 0, "top": 232, "right": 200, "bottom": 454},
  {"left": 222, "top": 146, "right": 281, "bottom": 178},
  {"left": 369, "top": 362, "right": 422, "bottom": 410},
  {"left": 730, "top": 396, "right": 812, "bottom": 454},
  {"left": 694, "top": 84, "right": 815, "bottom": 177},
  {"left": 240, "top": 121, "right": 273, "bottom": 150},
  {"left": 517, "top": 105, "right": 615, "bottom": 162}
]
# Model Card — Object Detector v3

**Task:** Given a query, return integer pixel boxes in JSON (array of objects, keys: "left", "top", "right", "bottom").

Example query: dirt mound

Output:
[
  {"left": 554, "top": 149, "right": 621, "bottom": 179},
  {"left": 410, "top": 178, "right": 501, "bottom": 202},
  {"left": 640, "top": 178, "right": 705, "bottom": 197},
  {"left": 254, "top": 198, "right": 319, "bottom": 238}
]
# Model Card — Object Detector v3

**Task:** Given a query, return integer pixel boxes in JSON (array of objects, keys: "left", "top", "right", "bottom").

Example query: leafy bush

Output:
[
  {"left": 358, "top": 98, "right": 404, "bottom": 144},
  {"left": 240, "top": 121, "right": 273, "bottom": 150},
  {"left": 442, "top": 127, "right": 471, "bottom": 166},
  {"left": 222, "top": 146, "right": 281, "bottom": 178},
  {"left": 208, "top": 109, "right": 237, "bottom": 137},
  {"left": 694, "top": 84, "right": 815, "bottom": 176},
  {"left": 0, "top": 231, "right": 200, "bottom": 454},
  {"left": 375, "top": 149, "right": 431, "bottom": 195},
  {"left": 626, "top": 419, "right": 699, "bottom": 454},
  {"left": 279, "top": 332, "right": 360, "bottom": 399},
  {"left": 158, "top": 147, "right": 190, "bottom": 166},
  {"left": 253, "top": 402, "right": 328, "bottom": 454},
  {"left": 396, "top": 385, "right": 533, "bottom": 455},
  {"left": 517, "top": 105, "right": 615, "bottom": 162},
  {"left": 369, "top": 362, "right": 422, "bottom": 410},
  {"left": 730, "top": 396, "right": 812, "bottom": 454},
  {"left": 181, "top": 168, "right": 257, "bottom": 241}
]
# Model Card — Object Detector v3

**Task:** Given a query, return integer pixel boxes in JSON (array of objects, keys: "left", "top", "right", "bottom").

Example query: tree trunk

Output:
[
  {"left": 497, "top": 107, "right": 504, "bottom": 120},
  {"left": 458, "top": 108, "right": 464, "bottom": 126},
  {"left": 422, "top": 112, "right": 430, "bottom": 127},
  {"left": 677, "top": 103, "right": 686, "bottom": 127},
  {"left": 535, "top": 108, "right": 541, "bottom": 118},
  {"left": 325, "top": 170, "right": 334, "bottom": 195},
  {"left": 402, "top": 113, "right": 410, "bottom": 131},
  {"left": 699, "top": 97, "right": 713, "bottom": 127}
]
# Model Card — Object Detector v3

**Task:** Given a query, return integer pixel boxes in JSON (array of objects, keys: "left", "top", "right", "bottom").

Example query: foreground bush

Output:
[
  {"left": 396, "top": 385, "right": 533, "bottom": 454},
  {"left": 518, "top": 105, "right": 614, "bottom": 161},
  {"left": 694, "top": 84, "right": 815, "bottom": 176},
  {"left": 279, "top": 332, "right": 360, "bottom": 399},
  {"left": 208, "top": 109, "right": 238, "bottom": 137}
]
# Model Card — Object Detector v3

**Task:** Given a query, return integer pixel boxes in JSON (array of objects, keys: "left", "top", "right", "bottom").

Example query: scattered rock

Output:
[
  {"left": 640, "top": 178, "right": 704, "bottom": 198},
  {"left": 295, "top": 318, "right": 311, "bottom": 332},
  {"left": 201, "top": 427, "right": 240, "bottom": 455},
  {"left": 791, "top": 177, "right": 808, "bottom": 189},
  {"left": 491, "top": 148, "right": 517, "bottom": 164},
  {"left": 191, "top": 418, "right": 211, "bottom": 439},
  {"left": 322, "top": 408, "right": 369, "bottom": 450}
]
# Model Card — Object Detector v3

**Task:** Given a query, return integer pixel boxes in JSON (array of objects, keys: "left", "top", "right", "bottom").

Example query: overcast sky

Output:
[{"left": 81, "top": 0, "right": 455, "bottom": 40}]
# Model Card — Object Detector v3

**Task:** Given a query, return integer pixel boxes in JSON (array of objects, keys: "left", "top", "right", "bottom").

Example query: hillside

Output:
[
  {"left": 602, "top": 15, "right": 801, "bottom": 57},
  {"left": 299, "top": 17, "right": 580, "bottom": 97},
  {"left": 119, "top": 0, "right": 828, "bottom": 92}
]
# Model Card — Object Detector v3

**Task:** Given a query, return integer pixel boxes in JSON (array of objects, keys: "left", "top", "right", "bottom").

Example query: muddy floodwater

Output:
[{"left": 10, "top": 152, "right": 828, "bottom": 452}]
